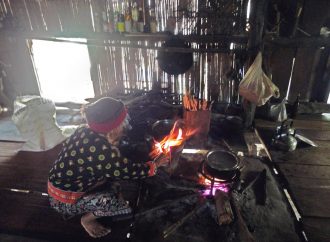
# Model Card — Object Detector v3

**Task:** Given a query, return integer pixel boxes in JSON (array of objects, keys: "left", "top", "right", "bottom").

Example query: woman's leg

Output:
[
  {"left": 79, "top": 192, "right": 132, "bottom": 238},
  {"left": 49, "top": 191, "right": 132, "bottom": 238}
]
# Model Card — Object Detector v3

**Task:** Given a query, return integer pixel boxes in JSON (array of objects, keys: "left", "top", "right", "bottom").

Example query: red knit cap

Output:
[{"left": 84, "top": 97, "right": 127, "bottom": 134}]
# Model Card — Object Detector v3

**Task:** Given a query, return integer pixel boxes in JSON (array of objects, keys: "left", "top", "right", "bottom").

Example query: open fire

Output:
[
  {"left": 149, "top": 120, "right": 233, "bottom": 196},
  {"left": 199, "top": 175, "right": 230, "bottom": 196},
  {"left": 149, "top": 120, "right": 197, "bottom": 159}
]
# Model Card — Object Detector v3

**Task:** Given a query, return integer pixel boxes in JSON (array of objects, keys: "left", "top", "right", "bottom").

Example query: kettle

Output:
[{"left": 271, "top": 119, "right": 297, "bottom": 152}]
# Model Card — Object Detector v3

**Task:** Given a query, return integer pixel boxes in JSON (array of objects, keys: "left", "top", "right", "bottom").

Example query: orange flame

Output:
[{"left": 150, "top": 120, "right": 197, "bottom": 159}]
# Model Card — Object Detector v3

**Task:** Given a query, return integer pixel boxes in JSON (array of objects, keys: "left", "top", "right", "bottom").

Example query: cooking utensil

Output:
[
  {"left": 204, "top": 150, "right": 240, "bottom": 181},
  {"left": 158, "top": 37, "right": 193, "bottom": 75},
  {"left": 151, "top": 119, "right": 175, "bottom": 142}
]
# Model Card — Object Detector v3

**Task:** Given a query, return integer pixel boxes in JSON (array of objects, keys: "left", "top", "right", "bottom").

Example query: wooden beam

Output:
[{"left": 266, "top": 36, "right": 330, "bottom": 48}]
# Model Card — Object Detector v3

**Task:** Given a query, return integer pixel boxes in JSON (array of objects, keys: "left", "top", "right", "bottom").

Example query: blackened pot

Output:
[{"left": 204, "top": 150, "right": 240, "bottom": 181}]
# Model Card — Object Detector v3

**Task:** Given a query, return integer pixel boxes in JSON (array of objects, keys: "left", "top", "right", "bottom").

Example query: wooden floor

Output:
[
  {"left": 2, "top": 114, "right": 329, "bottom": 241},
  {"left": 256, "top": 114, "right": 330, "bottom": 242},
  {"left": 0, "top": 142, "right": 132, "bottom": 242}
]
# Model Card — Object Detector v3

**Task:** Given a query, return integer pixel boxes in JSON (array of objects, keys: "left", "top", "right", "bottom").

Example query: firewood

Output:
[{"left": 214, "top": 190, "right": 234, "bottom": 225}]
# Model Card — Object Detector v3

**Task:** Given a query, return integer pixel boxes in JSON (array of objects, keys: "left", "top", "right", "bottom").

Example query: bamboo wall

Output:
[{"left": 0, "top": 0, "right": 248, "bottom": 104}]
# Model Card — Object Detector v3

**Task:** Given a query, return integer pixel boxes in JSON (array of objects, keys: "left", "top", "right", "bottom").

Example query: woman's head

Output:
[{"left": 82, "top": 97, "right": 130, "bottom": 141}]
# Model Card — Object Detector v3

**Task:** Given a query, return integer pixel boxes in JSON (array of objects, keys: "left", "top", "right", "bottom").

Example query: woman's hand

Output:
[{"left": 154, "top": 154, "right": 170, "bottom": 167}]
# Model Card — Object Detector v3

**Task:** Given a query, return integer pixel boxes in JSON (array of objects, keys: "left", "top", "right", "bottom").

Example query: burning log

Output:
[
  {"left": 214, "top": 190, "right": 234, "bottom": 225},
  {"left": 149, "top": 119, "right": 197, "bottom": 173}
]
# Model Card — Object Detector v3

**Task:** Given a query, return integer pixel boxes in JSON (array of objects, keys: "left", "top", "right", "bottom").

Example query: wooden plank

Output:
[
  {"left": 296, "top": 130, "right": 330, "bottom": 141},
  {"left": 0, "top": 190, "right": 129, "bottom": 242},
  {"left": 303, "top": 217, "right": 330, "bottom": 242},
  {"left": 287, "top": 186, "right": 330, "bottom": 218},
  {"left": 274, "top": 141, "right": 330, "bottom": 166},
  {"left": 278, "top": 163, "right": 330, "bottom": 179},
  {"left": 0, "top": 144, "right": 61, "bottom": 192},
  {"left": 282, "top": 177, "right": 330, "bottom": 218},
  {"left": 0, "top": 142, "right": 24, "bottom": 157},
  {"left": 256, "top": 118, "right": 330, "bottom": 131},
  {"left": 287, "top": 177, "right": 330, "bottom": 189},
  {"left": 299, "top": 102, "right": 330, "bottom": 114},
  {"left": 243, "top": 129, "right": 272, "bottom": 160},
  {"left": 265, "top": 36, "right": 330, "bottom": 48}
]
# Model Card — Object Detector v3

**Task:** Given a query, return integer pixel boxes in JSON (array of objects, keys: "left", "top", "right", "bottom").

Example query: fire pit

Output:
[
  {"left": 114, "top": 96, "right": 302, "bottom": 242},
  {"left": 149, "top": 119, "right": 195, "bottom": 173}
]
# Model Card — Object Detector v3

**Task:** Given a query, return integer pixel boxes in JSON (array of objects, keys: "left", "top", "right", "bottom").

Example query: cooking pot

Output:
[
  {"left": 151, "top": 119, "right": 185, "bottom": 141},
  {"left": 158, "top": 37, "right": 193, "bottom": 75},
  {"left": 204, "top": 149, "right": 240, "bottom": 181},
  {"left": 151, "top": 119, "right": 175, "bottom": 142}
]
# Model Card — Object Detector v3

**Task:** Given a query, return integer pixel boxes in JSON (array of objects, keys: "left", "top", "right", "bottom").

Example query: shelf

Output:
[
  {"left": 1, "top": 30, "right": 248, "bottom": 44},
  {"left": 1, "top": 30, "right": 249, "bottom": 53},
  {"left": 265, "top": 35, "right": 330, "bottom": 48}
]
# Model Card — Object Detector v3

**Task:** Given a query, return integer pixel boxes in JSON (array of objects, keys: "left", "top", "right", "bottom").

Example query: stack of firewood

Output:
[{"left": 182, "top": 93, "right": 213, "bottom": 111}]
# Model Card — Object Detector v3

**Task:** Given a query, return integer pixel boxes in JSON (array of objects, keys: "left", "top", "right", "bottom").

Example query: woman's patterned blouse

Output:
[{"left": 48, "top": 126, "right": 151, "bottom": 192}]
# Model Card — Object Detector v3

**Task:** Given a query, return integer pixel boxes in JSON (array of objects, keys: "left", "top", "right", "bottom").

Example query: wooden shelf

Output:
[
  {"left": 1, "top": 30, "right": 248, "bottom": 44},
  {"left": 265, "top": 35, "right": 330, "bottom": 48},
  {"left": 1, "top": 30, "right": 249, "bottom": 53}
]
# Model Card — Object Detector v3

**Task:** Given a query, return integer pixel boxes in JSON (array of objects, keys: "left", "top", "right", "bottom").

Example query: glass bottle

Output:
[
  {"left": 124, "top": 4, "right": 132, "bottom": 33},
  {"left": 131, "top": 2, "right": 138, "bottom": 32},
  {"left": 149, "top": 9, "right": 157, "bottom": 33},
  {"left": 292, "top": 93, "right": 300, "bottom": 118},
  {"left": 107, "top": 7, "right": 115, "bottom": 33},
  {"left": 93, "top": 11, "right": 101, "bottom": 32},
  {"left": 117, "top": 4, "right": 125, "bottom": 33},
  {"left": 102, "top": 11, "right": 108, "bottom": 32},
  {"left": 137, "top": 7, "right": 144, "bottom": 32}
]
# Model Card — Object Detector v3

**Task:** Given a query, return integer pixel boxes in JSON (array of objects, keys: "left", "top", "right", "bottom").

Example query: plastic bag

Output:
[
  {"left": 12, "top": 95, "right": 66, "bottom": 151},
  {"left": 269, "top": 99, "right": 287, "bottom": 122},
  {"left": 239, "top": 52, "right": 280, "bottom": 106}
]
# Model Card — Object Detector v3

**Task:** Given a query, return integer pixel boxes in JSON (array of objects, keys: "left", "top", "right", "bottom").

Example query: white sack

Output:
[
  {"left": 12, "top": 95, "right": 66, "bottom": 151},
  {"left": 239, "top": 52, "right": 280, "bottom": 106}
]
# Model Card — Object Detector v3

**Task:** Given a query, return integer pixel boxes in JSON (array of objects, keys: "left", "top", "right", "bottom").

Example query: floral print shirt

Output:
[{"left": 48, "top": 126, "right": 151, "bottom": 192}]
